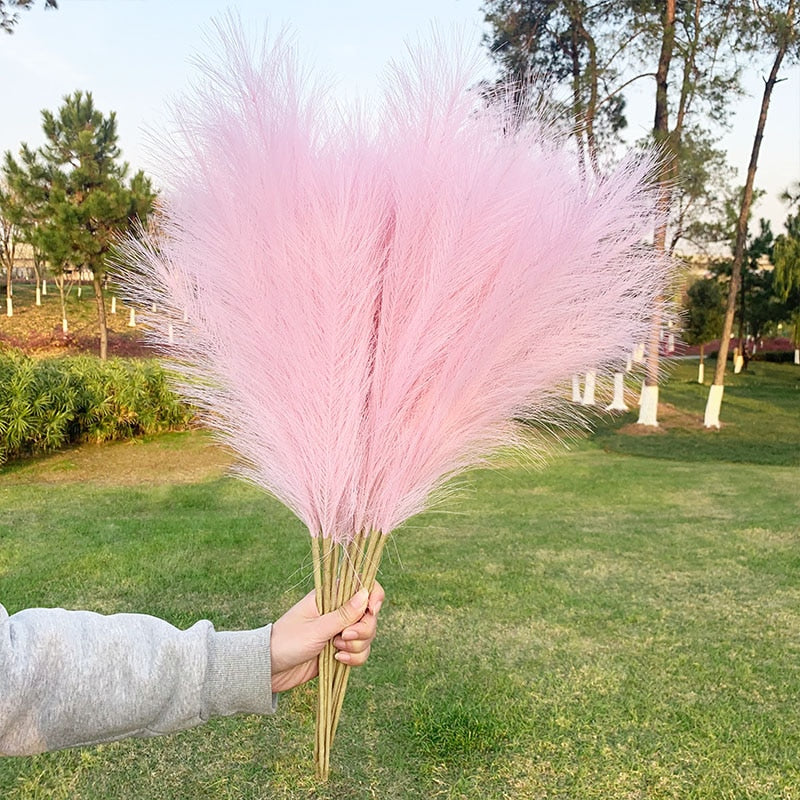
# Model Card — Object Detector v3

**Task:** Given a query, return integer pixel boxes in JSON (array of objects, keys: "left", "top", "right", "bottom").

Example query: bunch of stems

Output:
[{"left": 311, "top": 530, "right": 387, "bottom": 781}]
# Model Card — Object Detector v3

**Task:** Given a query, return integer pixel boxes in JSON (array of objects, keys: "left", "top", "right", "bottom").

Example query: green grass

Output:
[{"left": 1, "top": 365, "right": 799, "bottom": 799}]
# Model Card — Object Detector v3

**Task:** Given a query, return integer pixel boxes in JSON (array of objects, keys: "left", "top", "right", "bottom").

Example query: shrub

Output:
[
  {"left": 0, "top": 350, "right": 192, "bottom": 465},
  {"left": 750, "top": 349, "right": 798, "bottom": 364}
]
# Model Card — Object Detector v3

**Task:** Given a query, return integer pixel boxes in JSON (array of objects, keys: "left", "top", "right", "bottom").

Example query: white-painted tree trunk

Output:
[
  {"left": 6, "top": 297, "right": 12, "bottom": 317},
  {"left": 111, "top": 296, "right": 117, "bottom": 314},
  {"left": 633, "top": 342, "right": 645, "bottom": 363},
  {"left": 77, "top": 286, "right": 82, "bottom": 298},
  {"left": 667, "top": 332, "right": 675, "bottom": 354},
  {"left": 42, "top": 279, "right": 47, "bottom": 295},
  {"left": 606, "top": 372, "right": 628, "bottom": 411},
  {"left": 571, "top": 375, "right": 581, "bottom": 402},
  {"left": 734, "top": 354, "right": 744, "bottom": 374},
  {"left": 637, "top": 385, "right": 659, "bottom": 426},
  {"left": 794, "top": 349, "right": 799, "bottom": 365},
  {"left": 182, "top": 309, "right": 189, "bottom": 322},
  {"left": 704, "top": 383, "right": 724, "bottom": 428},
  {"left": 151, "top": 302, "right": 157, "bottom": 313},
  {"left": 582, "top": 370, "right": 597, "bottom": 405},
  {"left": 62, "top": 318, "right": 68, "bottom": 333},
  {"left": 128, "top": 308, "right": 136, "bottom": 327},
  {"left": 697, "top": 361, "right": 704, "bottom": 384},
  {"left": 35, "top": 286, "right": 42, "bottom": 306},
  {"left": 625, "top": 355, "right": 633, "bottom": 373}
]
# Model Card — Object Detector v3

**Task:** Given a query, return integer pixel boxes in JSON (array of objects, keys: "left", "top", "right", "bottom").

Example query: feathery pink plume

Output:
[{"left": 118, "top": 17, "right": 672, "bottom": 543}]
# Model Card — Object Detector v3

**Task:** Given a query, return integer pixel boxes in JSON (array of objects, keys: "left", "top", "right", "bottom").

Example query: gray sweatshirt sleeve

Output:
[{"left": 0, "top": 603, "right": 277, "bottom": 756}]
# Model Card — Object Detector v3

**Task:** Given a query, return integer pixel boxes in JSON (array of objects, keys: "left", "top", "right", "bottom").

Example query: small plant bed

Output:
[
  {"left": 0, "top": 350, "right": 192, "bottom": 465},
  {"left": 0, "top": 282, "right": 149, "bottom": 358}
]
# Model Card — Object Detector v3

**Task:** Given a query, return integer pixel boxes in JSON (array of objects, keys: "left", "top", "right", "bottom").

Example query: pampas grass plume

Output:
[{"left": 116, "top": 14, "right": 673, "bottom": 779}]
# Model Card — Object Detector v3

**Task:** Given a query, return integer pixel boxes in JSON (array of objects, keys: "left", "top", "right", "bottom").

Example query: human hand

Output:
[{"left": 270, "top": 581, "right": 385, "bottom": 694}]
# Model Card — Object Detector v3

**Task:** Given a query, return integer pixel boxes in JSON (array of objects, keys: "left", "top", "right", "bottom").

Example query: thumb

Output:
[{"left": 317, "top": 588, "right": 369, "bottom": 640}]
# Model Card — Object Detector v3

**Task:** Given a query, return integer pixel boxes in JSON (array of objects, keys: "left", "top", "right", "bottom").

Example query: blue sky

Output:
[{"left": 2, "top": 0, "right": 798, "bottom": 237}]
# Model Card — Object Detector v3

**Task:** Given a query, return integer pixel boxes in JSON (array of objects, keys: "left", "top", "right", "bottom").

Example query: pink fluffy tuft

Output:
[{"left": 117, "top": 17, "right": 674, "bottom": 542}]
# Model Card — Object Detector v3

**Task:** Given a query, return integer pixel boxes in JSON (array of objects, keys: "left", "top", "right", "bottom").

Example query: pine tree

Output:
[{"left": 3, "top": 91, "right": 156, "bottom": 358}]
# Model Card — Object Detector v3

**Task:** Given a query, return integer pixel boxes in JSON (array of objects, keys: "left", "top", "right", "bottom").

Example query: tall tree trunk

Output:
[
  {"left": 794, "top": 315, "right": 800, "bottom": 364},
  {"left": 653, "top": 0, "right": 676, "bottom": 147},
  {"left": 568, "top": 26, "right": 588, "bottom": 177},
  {"left": 53, "top": 264, "right": 69, "bottom": 333},
  {"left": 32, "top": 251, "right": 43, "bottom": 307},
  {"left": 638, "top": 0, "right": 676, "bottom": 427},
  {"left": 1, "top": 218, "right": 14, "bottom": 316},
  {"left": 705, "top": 3, "right": 793, "bottom": 426},
  {"left": 5, "top": 261, "right": 11, "bottom": 317},
  {"left": 737, "top": 264, "right": 747, "bottom": 369},
  {"left": 564, "top": 2, "right": 601, "bottom": 177},
  {"left": 575, "top": 18, "right": 600, "bottom": 176},
  {"left": 698, "top": 343, "right": 705, "bottom": 384},
  {"left": 56, "top": 272, "right": 68, "bottom": 333},
  {"left": 93, "top": 272, "right": 109, "bottom": 360}
]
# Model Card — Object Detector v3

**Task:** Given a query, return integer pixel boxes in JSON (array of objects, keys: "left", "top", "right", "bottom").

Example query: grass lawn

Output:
[
  {"left": 0, "top": 363, "right": 798, "bottom": 799},
  {"left": 590, "top": 359, "right": 800, "bottom": 467}
]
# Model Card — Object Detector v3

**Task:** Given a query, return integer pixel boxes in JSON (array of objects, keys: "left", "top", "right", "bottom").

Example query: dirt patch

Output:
[
  {"left": 0, "top": 327, "right": 151, "bottom": 359},
  {"left": 1, "top": 286, "right": 153, "bottom": 359},
  {"left": 616, "top": 402, "right": 708, "bottom": 435},
  {"left": 1, "top": 430, "right": 235, "bottom": 487}
]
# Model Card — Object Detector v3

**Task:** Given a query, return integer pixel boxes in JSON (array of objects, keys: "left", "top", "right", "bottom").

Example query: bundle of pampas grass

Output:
[{"left": 117, "top": 16, "right": 673, "bottom": 780}]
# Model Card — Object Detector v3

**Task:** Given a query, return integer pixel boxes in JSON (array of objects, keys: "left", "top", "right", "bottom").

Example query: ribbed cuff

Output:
[{"left": 204, "top": 623, "right": 278, "bottom": 718}]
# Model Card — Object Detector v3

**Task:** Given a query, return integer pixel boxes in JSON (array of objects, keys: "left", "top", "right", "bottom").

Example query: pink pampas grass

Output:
[{"left": 117, "top": 17, "right": 672, "bottom": 779}]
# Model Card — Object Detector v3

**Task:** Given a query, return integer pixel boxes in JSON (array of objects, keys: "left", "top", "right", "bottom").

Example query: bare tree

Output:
[
  {"left": 704, "top": 0, "right": 798, "bottom": 427},
  {"left": 0, "top": 195, "right": 16, "bottom": 316}
]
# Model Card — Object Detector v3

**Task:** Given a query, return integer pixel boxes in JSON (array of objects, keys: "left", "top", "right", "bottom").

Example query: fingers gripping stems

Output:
[{"left": 313, "top": 531, "right": 386, "bottom": 780}]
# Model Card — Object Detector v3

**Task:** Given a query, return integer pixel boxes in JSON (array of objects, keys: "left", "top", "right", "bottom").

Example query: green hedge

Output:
[
  {"left": 750, "top": 349, "right": 799, "bottom": 364},
  {"left": 0, "top": 351, "right": 193, "bottom": 465}
]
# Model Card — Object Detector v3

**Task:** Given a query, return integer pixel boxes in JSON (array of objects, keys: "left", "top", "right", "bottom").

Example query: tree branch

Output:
[{"left": 596, "top": 72, "right": 656, "bottom": 110}]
